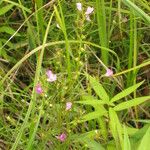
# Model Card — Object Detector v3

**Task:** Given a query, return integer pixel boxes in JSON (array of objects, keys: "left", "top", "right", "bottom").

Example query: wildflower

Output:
[
  {"left": 56, "top": 133, "right": 67, "bottom": 142},
  {"left": 85, "top": 6, "right": 94, "bottom": 21},
  {"left": 105, "top": 69, "right": 113, "bottom": 77},
  {"left": 46, "top": 70, "right": 57, "bottom": 82},
  {"left": 76, "top": 2, "right": 82, "bottom": 11},
  {"left": 56, "top": 23, "right": 60, "bottom": 29},
  {"left": 66, "top": 102, "right": 72, "bottom": 111},
  {"left": 85, "top": 7, "right": 94, "bottom": 15},
  {"left": 35, "top": 83, "right": 43, "bottom": 94},
  {"left": 85, "top": 15, "right": 91, "bottom": 21}
]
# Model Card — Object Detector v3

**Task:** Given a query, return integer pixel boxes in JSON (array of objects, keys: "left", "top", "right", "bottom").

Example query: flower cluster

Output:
[
  {"left": 35, "top": 70, "right": 73, "bottom": 142},
  {"left": 35, "top": 69, "right": 57, "bottom": 94},
  {"left": 76, "top": 2, "right": 94, "bottom": 21},
  {"left": 56, "top": 133, "right": 67, "bottom": 142},
  {"left": 105, "top": 68, "right": 113, "bottom": 77}
]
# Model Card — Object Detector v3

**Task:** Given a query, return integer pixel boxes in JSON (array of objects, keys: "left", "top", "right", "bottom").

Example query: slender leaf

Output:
[
  {"left": 114, "top": 96, "right": 150, "bottom": 111},
  {"left": 111, "top": 81, "right": 144, "bottom": 103},
  {"left": 122, "top": 0, "right": 150, "bottom": 24},
  {"left": 109, "top": 108, "right": 123, "bottom": 149},
  {"left": 0, "top": 26, "right": 20, "bottom": 36},
  {"left": 138, "top": 126, "right": 150, "bottom": 150},
  {"left": 123, "top": 125, "right": 131, "bottom": 150},
  {"left": 75, "top": 100, "right": 106, "bottom": 105},
  {"left": 96, "top": 0, "right": 108, "bottom": 64},
  {"left": 76, "top": 98, "right": 114, "bottom": 106},
  {"left": 0, "top": 4, "right": 14, "bottom": 16},
  {"left": 79, "top": 110, "right": 107, "bottom": 123},
  {"left": 89, "top": 75, "right": 109, "bottom": 102},
  {"left": 84, "top": 139, "right": 105, "bottom": 150}
]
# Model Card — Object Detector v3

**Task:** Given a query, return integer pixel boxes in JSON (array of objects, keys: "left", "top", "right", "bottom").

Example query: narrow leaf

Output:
[
  {"left": 75, "top": 100, "right": 106, "bottom": 105},
  {"left": 89, "top": 75, "right": 109, "bottom": 102},
  {"left": 138, "top": 126, "right": 150, "bottom": 150},
  {"left": 0, "top": 4, "right": 14, "bottom": 16},
  {"left": 114, "top": 96, "right": 150, "bottom": 111},
  {"left": 0, "top": 26, "right": 20, "bottom": 36},
  {"left": 111, "top": 81, "right": 144, "bottom": 103},
  {"left": 109, "top": 108, "right": 123, "bottom": 149},
  {"left": 79, "top": 111, "right": 107, "bottom": 123},
  {"left": 123, "top": 125, "right": 131, "bottom": 150},
  {"left": 122, "top": 0, "right": 150, "bottom": 24},
  {"left": 85, "top": 139, "right": 105, "bottom": 150}
]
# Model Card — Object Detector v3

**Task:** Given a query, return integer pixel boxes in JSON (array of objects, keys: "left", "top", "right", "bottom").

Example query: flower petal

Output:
[
  {"left": 66, "top": 102, "right": 72, "bottom": 111},
  {"left": 85, "top": 6, "right": 94, "bottom": 15},
  {"left": 76, "top": 2, "right": 82, "bottom": 11},
  {"left": 105, "top": 69, "right": 113, "bottom": 77}
]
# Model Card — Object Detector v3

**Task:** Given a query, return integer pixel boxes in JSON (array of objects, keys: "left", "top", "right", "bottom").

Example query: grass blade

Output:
[
  {"left": 122, "top": 0, "right": 150, "bottom": 24},
  {"left": 0, "top": 3, "right": 14, "bottom": 16},
  {"left": 96, "top": 0, "right": 108, "bottom": 65},
  {"left": 123, "top": 125, "right": 131, "bottom": 150},
  {"left": 111, "top": 81, "right": 144, "bottom": 103},
  {"left": 89, "top": 75, "right": 109, "bottom": 102},
  {"left": 114, "top": 96, "right": 150, "bottom": 111},
  {"left": 138, "top": 126, "right": 150, "bottom": 150}
]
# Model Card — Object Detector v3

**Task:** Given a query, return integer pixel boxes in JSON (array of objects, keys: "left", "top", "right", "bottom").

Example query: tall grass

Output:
[{"left": 96, "top": 0, "right": 108, "bottom": 65}]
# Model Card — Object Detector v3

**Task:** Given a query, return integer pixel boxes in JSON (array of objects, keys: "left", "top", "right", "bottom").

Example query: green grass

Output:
[{"left": 0, "top": 0, "right": 150, "bottom": 150}]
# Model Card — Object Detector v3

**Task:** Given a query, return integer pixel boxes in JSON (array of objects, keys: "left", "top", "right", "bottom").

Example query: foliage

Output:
[{"left": 0, "top": 0, "right": 150, "bottom": 149}]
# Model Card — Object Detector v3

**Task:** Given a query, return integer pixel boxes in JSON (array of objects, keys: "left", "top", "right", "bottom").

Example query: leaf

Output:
[
  {"left": 132, "top": 119, "right": 150, "bottom": 124},
  {"left": 73, "top": 130, "right": 100, "bottom": 140},
  {"left": 84, "top": 139, "right": 105, "bottom": 150},
  {"left": 138, "top": 126, "right": 150, "bottom": 150},
  {"left": 0, "top": 4, "right": 14, "bottom": 16},
  {"left": 75, "top": 100, "right": 106, "bottom": 105},
  {"left": 111, "top": 81, "right": 144, "bottom": 103},
  {"left": 122, "top": 0, "right": 150, "bottom": 24},
  {"left": 79, "top": 110, "right": 107, "bottom": 123},
  {"left": 89, "top": 75, "right": 109, "bottom": 102},
  {"left": 109, "top": 108, "right": 123, "bottom": 149},
  {"left": 0, "top": 26, "right": 20, "bottom": 36},
  {"left": 74, "top": 134, "right": 105, "bottom": 150},
  {"left": 123, "top": 125, "right": 131, "bottom": 150},
  {"left": 130, "top": 124, "right": 150, "bottom": 144},
  {"left": 114, "top": 96, "right": 150, "bottom": 111}
]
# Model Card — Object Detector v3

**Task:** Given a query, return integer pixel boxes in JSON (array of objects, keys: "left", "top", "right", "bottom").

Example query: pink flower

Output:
[
  {"left": 85, "top": 7, "right": 94, "bottom": 21},
  {"left": 46, "top": 70, "right": 57, "bottom": 82},
  {"left": 66, "top": 102, "right": 72, "bottom": 111},
  {"left": 76, "top": 2, "right": 82, "bottom": 11},
  {"left": 105, "top": 69, "right": 113, "bottom": 77},
  {"left": 35, "top": 84, "right": 43, "bottom": 94},
  {"left": 56, "top": 133, "right": 67, "bottom": 142},
  {"left": 85, "top": 7, "right": 94, "bottom": 15},
  {"left": 85, "top": 15, "right": 91, "bottom": 21},
  {"left": 56, "top": 23, "right": 60, "bottom": 29}
]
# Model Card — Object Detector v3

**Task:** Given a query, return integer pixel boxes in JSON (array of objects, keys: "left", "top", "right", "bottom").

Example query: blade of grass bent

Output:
[
  {"left": 96, "top": 0, "right": 108, "bottom": 65},
  {"left": 11, "top": 12, "right": 54, "bottom": 150}
]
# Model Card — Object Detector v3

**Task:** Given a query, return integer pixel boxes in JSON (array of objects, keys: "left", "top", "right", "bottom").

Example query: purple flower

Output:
[
  {"left": 46, "top": 70, "right": 57, "bottom": 82},
  {"left": 56, "top": 23, "right": 60, "bottom": 29},
  {"left": 85, "top": 7, "right": 94, "bottom": 15},
  {"left": 105, "top": 69, "right": 113, "bottom": 77},
  {"left": 56, "top": 133, "right": 67, "bottom": 142},
  {"left": 35, "top": 84, "right": 43, "bottom": 94},
  {"left": 66, "top": 102, "right": 72, "bottom": 111},
  {"left": 76, "top": 2, "right": 82, "bottom": 11},
  {"left": 85, "top": 15, "right": 91, "bottom": 21},
  {"left": 85, "top": 7, "right": 94, "bottom": 21}
]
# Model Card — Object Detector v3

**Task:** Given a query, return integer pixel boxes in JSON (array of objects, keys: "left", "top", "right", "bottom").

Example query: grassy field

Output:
[{"left": 0, "top": 0, "right": 150, "bottom": 150}]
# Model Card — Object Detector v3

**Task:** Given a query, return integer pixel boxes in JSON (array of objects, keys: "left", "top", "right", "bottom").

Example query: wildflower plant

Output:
[
  {"left": 73, "top": 75, "right": 150, "bottom": 149},
  {"left": 0, "top": 0, "right": 150, "bottom": 150}
]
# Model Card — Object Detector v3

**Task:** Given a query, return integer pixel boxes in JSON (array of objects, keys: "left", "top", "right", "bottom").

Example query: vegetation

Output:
[{"left": 0, "top": 0, "right": 150, "bottom": 149}]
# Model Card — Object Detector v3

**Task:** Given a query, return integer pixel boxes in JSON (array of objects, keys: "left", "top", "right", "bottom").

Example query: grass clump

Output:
[{"left": 0, "top": 0, "right": 150, "bottom": 150}]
